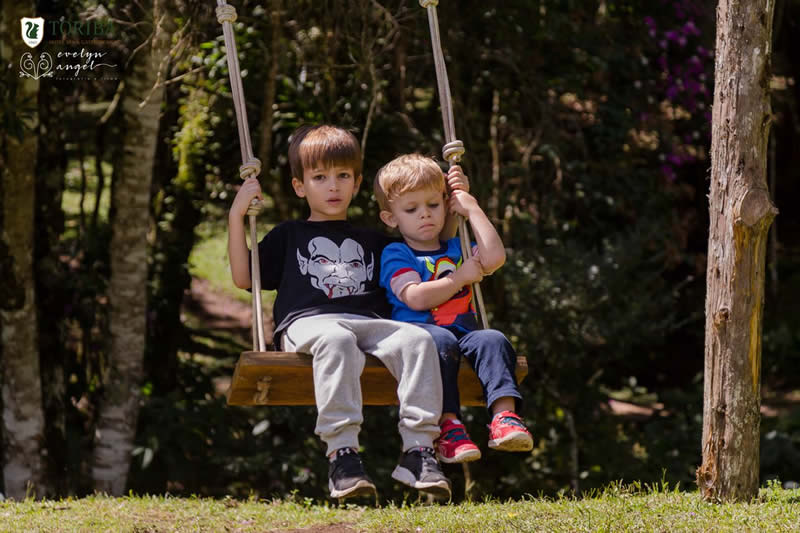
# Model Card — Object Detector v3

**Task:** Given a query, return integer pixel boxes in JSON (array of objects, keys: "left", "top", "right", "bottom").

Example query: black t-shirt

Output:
[{"left": 255, "top": 219, "right": 396, "bottom": 341}]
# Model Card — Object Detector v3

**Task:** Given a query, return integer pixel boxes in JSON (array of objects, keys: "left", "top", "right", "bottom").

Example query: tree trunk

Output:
[
  {"left": 0, "top": 1, "right": 48, "bottom": 500},
  {"left": 696, "top": 0, "right": 778, "bottom": 503},
  {"left": 258, "top": 0, "right": 289, "bottom": 220},
  {"left": 146, "top": 83, "right": 203, "bottom": 396},
  {"left": 36, "top": 72, "right": 70, "bottom": 498},
  {"left": 91, "top": 1, "right": 172, "bottom": 495}
]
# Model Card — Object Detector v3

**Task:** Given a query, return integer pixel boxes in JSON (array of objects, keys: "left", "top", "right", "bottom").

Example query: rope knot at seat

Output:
[
  {"left": 216, "top": 4, "right": 237, "bottom": 24},
  {"left": 442, "top": 140, "right": 465, "bottom": 164},
  {"left": 419, "top": 0, "right": 439, "bottom": 7}
]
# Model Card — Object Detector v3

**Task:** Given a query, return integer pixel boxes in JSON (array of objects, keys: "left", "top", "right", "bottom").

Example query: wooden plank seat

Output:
[{"left": 226, "top": 351, "right": 529, "bottom": 406}]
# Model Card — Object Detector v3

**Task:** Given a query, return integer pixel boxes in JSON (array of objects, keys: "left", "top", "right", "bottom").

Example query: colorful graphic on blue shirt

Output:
[{"left": 380, "top": 237, "right": 478, "bottom": 332}]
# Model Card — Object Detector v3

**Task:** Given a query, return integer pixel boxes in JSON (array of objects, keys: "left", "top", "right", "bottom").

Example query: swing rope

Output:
[
  {"left": 216, "top": 0, "right": 267, "bottom": 351},
  {"left": 217, "top": 0, "right": 489, "bottom": 344},
  {"left": 419, "top": 0, "right": 490, "bottom": 329}
]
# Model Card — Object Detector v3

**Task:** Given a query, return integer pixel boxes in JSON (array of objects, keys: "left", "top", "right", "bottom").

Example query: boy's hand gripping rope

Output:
[
  {"left": 419, "top": 0, "right": 489, "bottom": 329},
  {"left": 217, "top": 0, "right": 266, "bottom": 351}
]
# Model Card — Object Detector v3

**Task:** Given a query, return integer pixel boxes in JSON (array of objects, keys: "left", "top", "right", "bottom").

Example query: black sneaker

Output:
[
  {"left": 391, "top": 446, "right": 452, "bottom": 500},
  {"left": 328, "top": 448, "right": 377, "bottom": 500}
]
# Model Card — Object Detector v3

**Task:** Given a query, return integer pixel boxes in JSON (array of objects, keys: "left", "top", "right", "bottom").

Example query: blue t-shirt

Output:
[{"left": 380, "top": 237, "right": 478, "bottom": 332}]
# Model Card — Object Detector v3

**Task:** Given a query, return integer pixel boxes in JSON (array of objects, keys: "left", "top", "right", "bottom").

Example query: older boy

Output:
[
  {"left": 229, "top": 126, "right": 452, "bottom": 500},
  {"left": 375, "top": 154, "right": 533, "bottom": 465}
]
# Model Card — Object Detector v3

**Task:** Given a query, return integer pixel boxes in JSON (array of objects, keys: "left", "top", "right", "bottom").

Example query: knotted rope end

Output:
[
  {"left": 239, "top": 158, "right": 262, "bottom": 180},
  {"left": 443, "top": 140, "right": 465, "bottom": 164},
  {"left": 216, "top": 4, "right": 237, "bottom": 24}
]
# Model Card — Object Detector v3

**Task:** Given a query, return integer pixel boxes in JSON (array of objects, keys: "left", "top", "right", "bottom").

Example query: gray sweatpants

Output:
[{"left": 282, "top": 313, "right": 442, "bottom": 455}]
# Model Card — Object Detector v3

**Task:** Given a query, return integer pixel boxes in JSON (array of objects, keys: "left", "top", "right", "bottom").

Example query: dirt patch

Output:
[
  {"left": 184, "top": 277, "right": 275, "bottom": 345},
  {"left": 275, "top": 525, "right": 358, "bottom": 533}
]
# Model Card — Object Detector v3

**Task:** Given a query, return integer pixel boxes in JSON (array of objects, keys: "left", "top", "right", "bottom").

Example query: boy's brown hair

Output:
[
  {"left": 373, "top": 153, "right": 445, "bottom": 211},
  {"left": 288, "top": 124, "right": 362, "bottom": 181}
]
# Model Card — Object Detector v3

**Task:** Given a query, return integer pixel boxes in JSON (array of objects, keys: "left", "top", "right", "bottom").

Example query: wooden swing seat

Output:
[{"left": 226, "top": 351, "right": 528, "bottom": 406}]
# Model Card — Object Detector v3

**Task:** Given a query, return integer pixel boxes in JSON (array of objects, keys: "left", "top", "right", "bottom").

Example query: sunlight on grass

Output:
[
  {"left": 4, "top": 484, "right": 800, "bottom": 532},
  {"left": 61, "top": 157, "right": 112, "bottom": 222},
  {"left": 189, "top": 220, "right": 273, "bottom": 305}
]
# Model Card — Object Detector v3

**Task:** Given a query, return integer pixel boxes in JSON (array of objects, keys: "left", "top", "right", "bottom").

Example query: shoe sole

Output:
[
  {"left": 437, "top": 448, "right": 482, "bottom": 464},
  {"left": 329, "top": 479, "right": 377, "bottom": 500},
  {"left": 391, "top": 466, "right": 452, "bottom": 500},
  {"left": 488, "top": 431, "right": 533, "bottom": 452}
]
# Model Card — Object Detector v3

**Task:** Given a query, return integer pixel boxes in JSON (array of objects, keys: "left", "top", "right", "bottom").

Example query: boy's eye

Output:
[
  {"left": 338, "top": 173, "right": 352, "bottom": 179},
  {"left": 313, "top": 174, "right": 325, "bottom": 181},
  {"left": 428, "top": 203, "right": 440, "bottom": 209},
  {"left": 404, "top": 207, "right": 416, "bottom": 214}
]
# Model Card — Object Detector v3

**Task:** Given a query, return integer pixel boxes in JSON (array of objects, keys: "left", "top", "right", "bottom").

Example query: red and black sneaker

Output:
[
  {"left": 487, "top": 411, "right": 533, "bottom": 452},
  {"left": 435, "top": 419, "right": 482, "bottom": 463}
]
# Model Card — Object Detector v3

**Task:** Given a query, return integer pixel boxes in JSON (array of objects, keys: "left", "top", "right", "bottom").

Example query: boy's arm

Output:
[
  {"left": 399, "top": 257, "right": 484, "bottom": 311},
  {"left": 228, "top": 177, "right": 263, "bottom": 289},
  {"left": 228, "top": 213, "right": 252, "bottom": 289},
  {"left": 441, "top": 165, "right": 469, "bottom": 239},
  {"left": 449, "top": 190, "right": 506, "bottom": 274}
]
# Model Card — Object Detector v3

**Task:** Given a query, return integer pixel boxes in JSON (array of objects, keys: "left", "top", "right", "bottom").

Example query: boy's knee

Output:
[
  {"left": 312, "top": 329, "right": 357, "bottom": 354},
  {"left": 400, "top": 324, "right": 433, "bottom": 345},
  {"left": 481, "top": 329, "right": 511, "bottom": 346},
  {"left": 426, "top": 328, "right": 458, "bottom": 354}
]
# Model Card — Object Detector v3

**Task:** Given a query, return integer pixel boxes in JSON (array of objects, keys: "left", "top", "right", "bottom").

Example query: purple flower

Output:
[
  {"left": 666, "top": 85, "right": 679, "bottom": 100},
  {"left": 644, "top": 16, "right": 656, "bottom": 28},
  {"left": 684, "top": 20, "right": 700, "bottom": 36}
]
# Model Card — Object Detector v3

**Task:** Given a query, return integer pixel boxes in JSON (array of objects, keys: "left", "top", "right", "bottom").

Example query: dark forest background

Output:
[{"left": 1, "top": 0, "right": 799, "bottom": 502}]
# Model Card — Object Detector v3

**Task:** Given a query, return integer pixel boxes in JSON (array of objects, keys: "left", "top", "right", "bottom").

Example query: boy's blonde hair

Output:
[
  {"left": 374, "top": 153, "right": 445, "bottom": 211},
  {"left": 288, "top": 124, "right": 362, "bottom": 181}
]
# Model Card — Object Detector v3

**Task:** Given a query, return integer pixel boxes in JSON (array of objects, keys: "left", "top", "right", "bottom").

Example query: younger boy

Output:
[
  {"left": 375, "top": 153, "right": 533, "bottom": 464},
  {"left": 229, "top": 126, "right": 452, "bottom": 499}
]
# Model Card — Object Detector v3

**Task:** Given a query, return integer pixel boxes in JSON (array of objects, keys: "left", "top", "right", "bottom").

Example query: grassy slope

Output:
[{"left": 3, "top": 485, "right": 800, "bottom": 532}]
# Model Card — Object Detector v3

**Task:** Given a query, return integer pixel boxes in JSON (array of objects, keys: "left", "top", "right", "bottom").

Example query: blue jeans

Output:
[{"left": 414, "top": 323, "right": 522, "bottom": 418}]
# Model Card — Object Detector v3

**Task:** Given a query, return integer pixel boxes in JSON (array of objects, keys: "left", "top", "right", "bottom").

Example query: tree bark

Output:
[
  {"left": 91, "top": 0, "right": 173, "bottom": 495},
  {"left": 36, "top": 72, "right": 70, "bottom": 498},
  {"left": 0, "top": 1, "right": 48, "bottom": 500},
  {"left": 258, "top": 0, "right": 289, "bottom": 220},
  {"left": 696, "top": 0, "right": 778, "bottom": 503}
]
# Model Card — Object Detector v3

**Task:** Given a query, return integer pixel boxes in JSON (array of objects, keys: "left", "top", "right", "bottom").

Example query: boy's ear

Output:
[
  {"left": 379, "top": 209, "right": 397, "bottom": 228},
  {"left": 353, "top": 174, "right": 363, "bottom": 195},
  {"left": 291, "top": 177, "right": 305, "bottom": 198}
]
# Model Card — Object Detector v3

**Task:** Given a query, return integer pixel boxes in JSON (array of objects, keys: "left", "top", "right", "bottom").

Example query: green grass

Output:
[
  {"left": 188, "top": 220, "right": 274, "bottom": 305},
  {"left": 61, "top": 157, "right": 112, "bottom": 224},
  {"left": 4, "top": 484, "right": 800, "bottom": 532}
]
